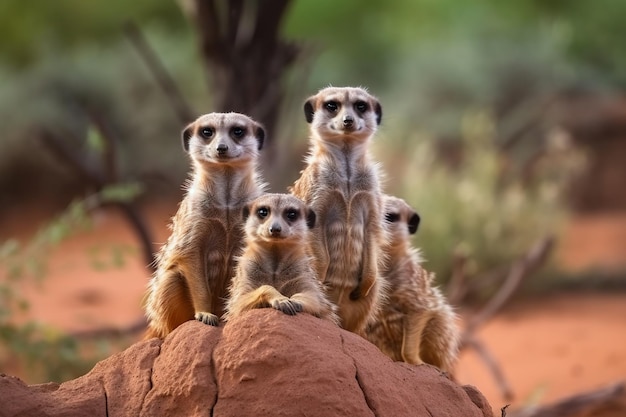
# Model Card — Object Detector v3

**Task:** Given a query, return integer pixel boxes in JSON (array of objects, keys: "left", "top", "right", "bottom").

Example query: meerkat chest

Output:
[
  {"left": 179, "top": 194, "right": 247, "bottom": 270},
  {"left": 318, "top": 160, "right": 377, "bottom": 195},
  {"left": 246, "top": 251, "right": 305, "bottom": 283},
  {"left": 316, "top": 172, "right": 381, "bottom": 279},
  {"left": 316, "top": 159, "right": 380, "bottom": 223}
]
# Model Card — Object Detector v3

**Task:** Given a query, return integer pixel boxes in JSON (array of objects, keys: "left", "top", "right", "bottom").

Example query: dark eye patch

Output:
[
  {"left": 385, "top": 213, "right": 400, "bottom": 223},
  {"left": 257, "top": 207, "right": 269, "bottom": 218},
  {"left": 285, "top": 208, "right": 299, "bottom": 221},
  {"left": 200, "top": 127, "right": 214, "bottom": 139},
  {"left": 354, "top": 101, "right": 368, "bottom": 113},
  {"left": 231, "top": 126, "right": 245, "bottom": 139},
  {"left": 325, "top": 101, "right": 339, "bottom": 112},
  {"left": 408, "top": 212, "right": 420, "bottom": 235}
]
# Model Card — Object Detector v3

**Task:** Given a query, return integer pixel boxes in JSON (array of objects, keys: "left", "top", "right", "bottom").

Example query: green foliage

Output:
[
  {"left": 0, "top": 0, "right": 186, "bottom": 68},
  {"left": 0, "top": 184, "right": 143, "bottom": 383},
  {"left": 2, "top": 200, "right": 91, "bottom": 282},
  {"left": 0, "top": 26, "right": 203, "bottom": 196},
  {"left": 377, "top": 110, "right": 581, "bottom": 292}
]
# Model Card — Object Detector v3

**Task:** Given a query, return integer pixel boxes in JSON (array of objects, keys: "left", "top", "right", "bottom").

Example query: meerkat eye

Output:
[
  {"left": 325, "top": 101, "right": 338, "bottom": 112},
  {"left": 231, "top": 126, "right": 245, "bottom": 138},
  {"left": 385, "top": 213, "right": 400, "bottom": 223},
  {"left": 200, "top": 127, "right": 214, "bottom": 139},
  {"left": 355, "top": 101, "right": 368, "bottom": 113},
  {"left": 285, "top": 209, "right": 299, "bottom": 221},
  {"left": 257, "top": 207, "right": 269, "bottom": 218}
]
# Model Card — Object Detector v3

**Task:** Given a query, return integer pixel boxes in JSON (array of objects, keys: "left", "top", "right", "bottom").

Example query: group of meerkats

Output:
[{"left": 143, "top": 86, "right": 460, "bottom": 372}]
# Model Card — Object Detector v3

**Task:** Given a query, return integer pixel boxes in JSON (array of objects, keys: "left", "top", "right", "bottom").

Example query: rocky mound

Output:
[{"left": 0, "top": 309, "right": 493, "bottom": 416}]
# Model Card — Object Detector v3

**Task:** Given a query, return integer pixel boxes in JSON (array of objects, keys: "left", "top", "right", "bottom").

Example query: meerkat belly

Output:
[
  {"left": 202, "top": 217, "right": 243, "bottom": 298},
  {"left": 324, "top": 191, "right": 371, "bottom": 289}
]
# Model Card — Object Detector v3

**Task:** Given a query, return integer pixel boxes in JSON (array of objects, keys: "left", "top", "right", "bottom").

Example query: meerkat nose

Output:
[
  {"left": 269, "top": 223, "right": 282, "bottom": 236},
  {"left": 343, "top": 115, "right": 354, "bottom": 128},
  {"left": 216, "top": 143, "right": 229, "bottom": 155}
]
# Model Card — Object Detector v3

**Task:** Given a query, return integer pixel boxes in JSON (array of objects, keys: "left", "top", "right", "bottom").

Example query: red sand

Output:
[{"left": 1, "top": 201, "right": 625, "bottom": 410}]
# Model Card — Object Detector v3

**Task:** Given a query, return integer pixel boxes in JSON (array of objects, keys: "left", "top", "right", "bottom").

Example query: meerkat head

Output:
[
  {"left": 181, "top": 112, "right": 265, "bottom": 167},
  {"left": 303, "top": 86, "right": 382, "bottom": 142},
  {"left": 383, "top": 195, "right": 420, "bottom": 244},
  {"left": 242, "top": 193, "right": 316, "bottom": 245}
]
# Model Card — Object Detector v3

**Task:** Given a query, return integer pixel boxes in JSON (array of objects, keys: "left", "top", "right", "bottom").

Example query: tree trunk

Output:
[{"left": 183, "top": 0, "right": 299, "bottom": 152}]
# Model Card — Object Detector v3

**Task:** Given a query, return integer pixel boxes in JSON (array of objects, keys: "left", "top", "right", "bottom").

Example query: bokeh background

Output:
[{"left": 1, "top": 1, "right": 625, "bottom": 414}]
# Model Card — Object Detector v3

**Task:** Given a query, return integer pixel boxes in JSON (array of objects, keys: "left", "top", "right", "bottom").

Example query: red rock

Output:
[{"left": 0, "top": 309, "right": 493, "bottom": 417}]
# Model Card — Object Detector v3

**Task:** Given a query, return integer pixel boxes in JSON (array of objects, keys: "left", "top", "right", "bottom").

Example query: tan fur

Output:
[
  {"left": 144, "top": 112, "right": 266, "bottom": 338},
  {"left": 366, "top": 196, "right": 459, "bottom": 372},
  {"left": 224, "top": 193, "right": 338, "bottom": 323},
  {"left": 290, "top": 86, "right": 386, "bottom": 334}
]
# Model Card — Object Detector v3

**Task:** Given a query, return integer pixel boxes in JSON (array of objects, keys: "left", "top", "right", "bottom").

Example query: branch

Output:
[
  {"left": 71, "top": 317, "right": 147, "bottom": 340},
  {"left": 511, "top": 381, "right": 625, "bottom": 417},
  {"left": 37, "top": 129, "right": 105, "bottom": 186},
  {"left": 111, "top": 202, "right": 157, "bottom": 271},
  {"left": 193, "top": 0, "right": 224, "bottom": 62},
  {"left": 252, "top": 0, "right": 292, "bottom": 49},
  {"left": 123, "top": 21, "right": 196, "bottom": 124},
  {"left": 466, "top": 335, "right": 515, "bottom": 402},
  {"left": 226, "top": 0, "right": 244, "bottom": 45},
  {"left": 464, "top": 236, "right": 555, "bottom": 336},
  {"left": 446, "top": 247, "right": 469, "bottom": 306},
  {"left": 456, "top": 236, "right": 555, "bottom": 403},
  {"left": 87, "top": 108, "right": 119, "bottom": 183},
  {"left": 39, "top": 125, "right": 158, "bottom": 274}
]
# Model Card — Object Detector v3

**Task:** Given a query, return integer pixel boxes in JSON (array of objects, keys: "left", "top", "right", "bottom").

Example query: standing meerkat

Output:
[
  {"left": 290, "top": 86, "right": 386, "bottom": 334},
  {"left": 144, "top": 112, "right": 266, "bottom": 338},
  {"left": 224, "top": 193, "right": 338, "bottom": 323},
  {"left": 366, "top": 196, "right": 459, "bottom": 372}
]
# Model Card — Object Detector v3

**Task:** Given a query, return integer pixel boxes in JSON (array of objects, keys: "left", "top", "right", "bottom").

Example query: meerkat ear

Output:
[
  {"left": 255, "top": 125, "right": 265, "bottom": 151},
  {"left": 306, "top": 208, "right": 316, "bottom": 229},
  {"left": 408, "top": 212, "right": 420, "bottom": 235},
  {"left": 304, "top": 98, "right": 316, "bottom": 123},
  {"left": 242, "top": 205, "right": 251, "bottom": 221},
  {"left": 374, "top": 101, "right": 383, "bottom": 125},
  {"left": 182, "top": 124, "right": 194, "bottom": 152}
]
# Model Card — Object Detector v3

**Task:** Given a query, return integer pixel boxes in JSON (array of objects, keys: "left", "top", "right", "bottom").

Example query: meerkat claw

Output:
[
  {"left": 195, "top": 312, "right": 219, "bottom": 326},
  {"left": 272, "top": 299, "right": 300, "bottom": 315}
]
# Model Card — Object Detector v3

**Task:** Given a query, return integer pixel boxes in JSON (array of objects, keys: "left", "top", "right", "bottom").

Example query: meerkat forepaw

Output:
[
  {"left": 271, "top": 299, "right": 302, "bottom": 316},
  {"left": 194, "top": 312, "right": 219, "bottom": 326}
]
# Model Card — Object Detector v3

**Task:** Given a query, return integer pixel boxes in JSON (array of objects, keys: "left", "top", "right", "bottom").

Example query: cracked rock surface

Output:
[{"left": 0, "top": 309, "right": 493, "bottom": 417}]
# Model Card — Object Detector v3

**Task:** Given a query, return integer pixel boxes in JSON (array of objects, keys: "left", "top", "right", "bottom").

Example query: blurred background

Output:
[{"left": 1, "top": 0, "right": 625, "bottom": 414}]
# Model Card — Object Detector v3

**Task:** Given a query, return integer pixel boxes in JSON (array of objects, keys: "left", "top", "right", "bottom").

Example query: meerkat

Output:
[
  {"left": 224, "top": 193, "right": 338, "bottom": 323},
  {"left": 365, "top": 196, "right": 459, "bottom": 372},
  {"left": 289, "top": 86, "right": 386, "bottom": 334},
  {"left": 144, "top": 112, "right": 266, "bottom": 339}
]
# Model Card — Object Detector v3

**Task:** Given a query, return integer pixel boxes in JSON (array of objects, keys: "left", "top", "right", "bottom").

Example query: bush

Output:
[
  {"left": 376, "top": 110, "right": 584, "bottom": 296},
  {"left": 0, "top": 185, "right": 142, "bottom": 383}
]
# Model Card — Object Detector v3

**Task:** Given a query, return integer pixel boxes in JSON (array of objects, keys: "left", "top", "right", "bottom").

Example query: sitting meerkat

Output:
[
  {"left": 366, "top": 196, "right": 459, "bottom": 372},
  {"left": 290, "top": 86, "right": 387, "bottom": 334},
  {"left": 224, "top": 193, "right": 338, "bottom": 323},
  {"left": 144, "top": 112, "right": 266, "bottom": 338}
]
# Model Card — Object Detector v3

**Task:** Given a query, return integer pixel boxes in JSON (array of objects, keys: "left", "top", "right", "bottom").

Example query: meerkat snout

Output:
[
  {"left": 216, "top": 143, "right": 229, "bottom": 155},
  {"left": 269, "top": 222, "right": 282, "bottom": 236},
  {"left": 343, "top": 114, "right": 354, "bottom": 129}
]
